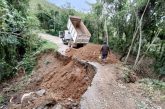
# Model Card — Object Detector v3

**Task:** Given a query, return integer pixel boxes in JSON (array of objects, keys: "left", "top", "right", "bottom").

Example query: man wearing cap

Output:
[{"left": 100, "top": 41, "right": 110, "bottom": 65}]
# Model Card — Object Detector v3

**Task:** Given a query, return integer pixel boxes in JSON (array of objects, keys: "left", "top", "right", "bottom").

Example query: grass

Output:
[
  {"left": 139, "top": 78, "right": 165, "bottom": 101},
  {"left": 0, "top": 39, "right": 58, "bottom": 107},
  {"left": 22, "top": 39, "right": 58, "bottom": 74},
  {"left": 139, "top": 79, "right": 165, "bottom": 91},
  {"left": 136, "top": 100, "right": 150, "bottom": 109},
  {"left": 0, "top": 95, "right": 4, "bottom": 106},
  {"left": 40, "top": 40, "right": 58, "bottom": 51}
]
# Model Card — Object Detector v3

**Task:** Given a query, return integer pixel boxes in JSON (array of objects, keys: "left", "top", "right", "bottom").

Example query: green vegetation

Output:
[
  {"left": 0, "top": 0, "right": 164, "bottom": 107},
  {"left": 30, "top": 0, "right": 164, "bottom": 77},
  {"left": 39, "top": 40, "right": 58, "bottom": 51},
  {"left": 84, "top": 0, "right": 165, "bottom": 76},
  {"left": 0, "top": 0, "right": 58, "bottom": 81},
  {"left": 29, "top": 0, "right": 60, "bottom": 14},
  {"left": 0, "top": 95, "right": 4, "bottom": 106},
  {"left": 29, "top": 0, "right": 83, "bottom": 36},
  {"left": 140, "top": 79, "right": 165, "bottom": 91},
  {"left": 139, "top": 78, "right": 165, "bottom": 101},
  {"left": 0, "top": 0, "right": 164, "bottom": 82},
  {"left": 0, "top": 0, "right": 40, "bottom": 81},
  {"left": 19, "top": 40, "right": 57, "bottom": 75}
]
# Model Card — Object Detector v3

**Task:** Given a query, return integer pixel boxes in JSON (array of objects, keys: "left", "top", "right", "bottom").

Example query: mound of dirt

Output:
[
  {"left": 20, "top": 51, "right": 96, "bottom": 108},
  {"left": 41, "top": 60, "right": 95, "bottom": 100},
  {"left": 66, "top": 43, "right": 118, "bottom": 63}
]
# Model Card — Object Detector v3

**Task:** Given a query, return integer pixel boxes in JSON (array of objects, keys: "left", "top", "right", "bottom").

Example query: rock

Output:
[
  {"left": 67, "top": 98, "right": 74, "bottom": 102},
  {"left": 21, "top": 92, "right": 35, "bottom": 103},
  {"left": 123, "top": 71, "right": 138, "bottom": 83},
  {"left": 8, "top": 103, "right": 22, "bottom": 109},
  {"left": 129, "top": 72, "right": 137, "bottom": 83},
  {"left": 36, "top": 100, "right": 57, "bottom": 109},
  {"left": 159, "top": 74, "right": 165, "bottom": 82},
  {"left": 0, "top": 105, "right": 8, "bottom": 109},
  {"left": 36, "top": 105, "right": 48, "bottom": 109},
  {"left": 117, "top": 83, "right": 126, "bottom": 89},
  {"left": 20, "top": 91, "right": 39, "bottom": 108},
  {"left": 64, "top": 98, "right": 80, "bottom": 109},
  {"left": 35, "top": 89, "right": 46, "bottom": 97},
  {"left": 10, "top": 94, "right": 22, "bottom": 104},
  {"left": 52, "top": 104, "right": 63, "bottom": 109},
  {"left": 17, "top": 67, "right": 25, "bottom": 76}
]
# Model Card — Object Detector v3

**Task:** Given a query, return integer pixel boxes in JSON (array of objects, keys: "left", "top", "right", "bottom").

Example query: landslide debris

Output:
[
  {"left": 9, "top": 50, "right": 96, "bottom": 109},
  {"left": 66, "top": 43, "right": 118, "bottom": 63}
]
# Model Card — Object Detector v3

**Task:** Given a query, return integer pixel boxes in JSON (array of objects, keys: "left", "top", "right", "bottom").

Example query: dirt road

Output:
[
  {"left": 39, "top": 33, "right": 69, "bottom": 55},
  {"left": 39, "top": 33, "right": 161, "bottom": 109}
]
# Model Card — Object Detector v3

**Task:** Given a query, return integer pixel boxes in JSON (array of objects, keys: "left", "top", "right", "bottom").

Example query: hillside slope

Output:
[{"left": 29, "top": 0, "right": 60, "bottom": 14}]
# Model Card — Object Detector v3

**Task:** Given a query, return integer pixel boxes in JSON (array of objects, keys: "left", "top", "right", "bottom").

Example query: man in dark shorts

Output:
[{"left": 100, "top": 41, "right": 110, "bottom": 65}]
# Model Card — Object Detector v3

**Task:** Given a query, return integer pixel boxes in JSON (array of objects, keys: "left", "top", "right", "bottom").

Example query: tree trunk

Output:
[
  {"left": 98, "top": 23, "right": 99, "bottom": 44},
  {"left": 104, "top": 18, "right": 109, "bottom": 45},
  {"left": 54, "top": 16, "right": 56, "bottom": 32},
  {"left": 137, "top": 30, "right": 160, "bottom": 65},
  {"left": 124, "top": 20, "right": 138, "bottom": 64},
  {"left": 134, "top": 21, "right": 142, "bottom": 68},
  {"left": 159, "top": 40, "right": 164, "bottom": 54},
  {"left": 119, "top": 44, "right": 130, "bottom": 61},
  {"left": 124, "top": 0, "right": 150, "bottom": 64}
]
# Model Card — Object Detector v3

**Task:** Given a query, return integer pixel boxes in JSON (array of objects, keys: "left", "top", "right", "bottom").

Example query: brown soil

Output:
[
  {"left": 23, "top": 50, "right": 96, "bottom": 108},
  {"left": 66, "top": 43, "right": 118, "bottom": 63},
  {"left": 2, "top": 34, "right": 163, "bottom": 109}
]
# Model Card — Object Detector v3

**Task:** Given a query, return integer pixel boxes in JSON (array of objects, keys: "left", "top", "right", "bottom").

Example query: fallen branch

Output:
[{"left": 0, "top": 31, "right": 22, "bottom": 36}]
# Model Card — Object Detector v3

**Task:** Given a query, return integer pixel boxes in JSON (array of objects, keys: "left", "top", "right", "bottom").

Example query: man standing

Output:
[{"left": 100, "top": 41, "right": 110, "bottom": 65}]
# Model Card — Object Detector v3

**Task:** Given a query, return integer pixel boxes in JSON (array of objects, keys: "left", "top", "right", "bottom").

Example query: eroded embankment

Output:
[{"left": 15, "top": 50, "right": 96, "bottom": 109}]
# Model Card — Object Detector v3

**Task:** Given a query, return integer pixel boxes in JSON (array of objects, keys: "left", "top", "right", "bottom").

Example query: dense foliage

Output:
[
  {"left": 30, "top": 0, "right": 82, "bottom": 36},
  {"left": 0, "top": 0, "right": 164, "bottom": 81},
  {"left": 84, "top": 0, "right": 165, "bottom": 76},
  {"left": 28, "top": 0, "right": 165, "bottom": 76},
  {"left": 0, "top": 0, "right": 40, "bottom": 81}
]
